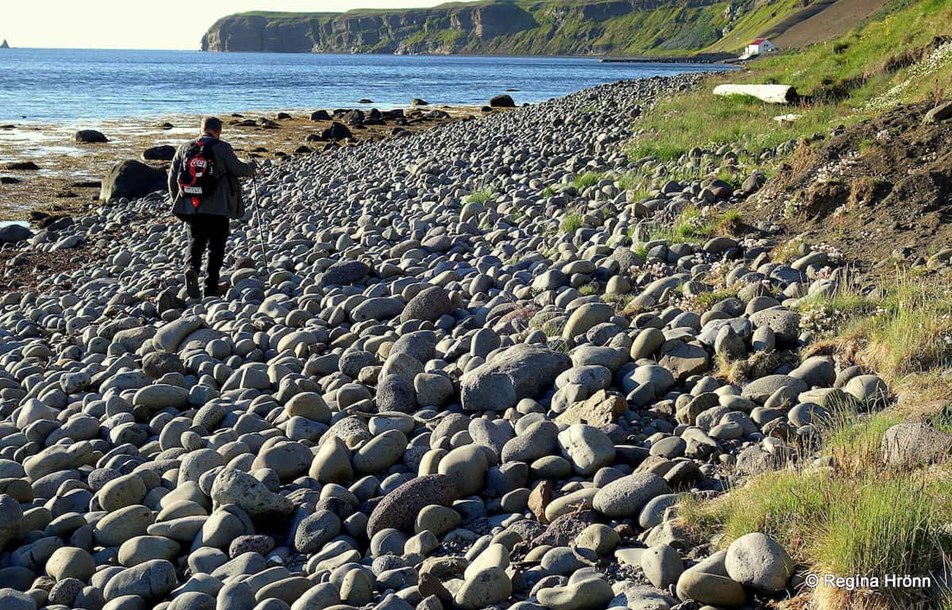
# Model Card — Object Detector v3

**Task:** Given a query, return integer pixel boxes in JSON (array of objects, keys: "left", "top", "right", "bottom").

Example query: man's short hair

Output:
[{"left": 201, "top": 116, "right": 223, "bottom": 134}]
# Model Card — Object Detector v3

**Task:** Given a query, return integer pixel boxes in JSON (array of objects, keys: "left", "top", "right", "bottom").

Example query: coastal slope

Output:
[{"left": 201, "top": 0, "right": 743, "bottom": 55}]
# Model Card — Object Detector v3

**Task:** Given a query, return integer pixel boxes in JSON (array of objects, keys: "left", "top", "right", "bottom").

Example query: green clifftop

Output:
[{"left": 201, "top": 0, "right": 756, "bottom": 56}]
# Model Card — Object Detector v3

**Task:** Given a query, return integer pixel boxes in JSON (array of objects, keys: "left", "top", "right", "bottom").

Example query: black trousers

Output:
[{"left": 188, "top": 214, "right": 229, "bottom": 287}]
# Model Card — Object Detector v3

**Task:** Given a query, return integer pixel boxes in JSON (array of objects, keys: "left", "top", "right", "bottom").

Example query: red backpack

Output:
[{"left": 177, "top": 138, "right": 220, "bottom": 208}]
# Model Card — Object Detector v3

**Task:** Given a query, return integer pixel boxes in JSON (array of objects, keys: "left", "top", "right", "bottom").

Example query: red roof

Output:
[{"left": 751, "top": 38, "right": 766, "bottom": 44}]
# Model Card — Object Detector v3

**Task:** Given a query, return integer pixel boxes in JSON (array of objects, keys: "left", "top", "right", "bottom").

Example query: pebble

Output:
[{"left": 640, "top": 543, "right": 683, "bottom": 588}]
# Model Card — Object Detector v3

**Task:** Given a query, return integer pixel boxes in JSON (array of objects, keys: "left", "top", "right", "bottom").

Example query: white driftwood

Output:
[{"left": 713, "top": 84, "right": 797, "bottom": 104}]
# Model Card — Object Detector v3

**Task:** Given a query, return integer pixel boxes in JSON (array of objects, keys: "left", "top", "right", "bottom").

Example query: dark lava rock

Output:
[
  {"left": 142, "top": 145, "right": 176, "bottom": 161},
  {"left": 318, "top": 260, "right": 370, "bottom": 288},
  {"left": 100, "top": 160, "right": 166, "bottom": 202},
  {"left": 75, "top": 129, "right": 108, "bottom": 144},
  {"left": 0, "top": 224, "right": 32, "bottom": 244},
  {"left": 367, "top": 474, "right": 460, "bottom": 537},
  {"left": 3, "top": 161, "right": 39, "bottom": 171},
  {"left": 321, "top": 122, "right": 353, "bottom": 141}
]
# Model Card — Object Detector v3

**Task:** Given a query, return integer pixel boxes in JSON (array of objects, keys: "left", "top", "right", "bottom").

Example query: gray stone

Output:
[
  {"left": 676, "top": 570, "right": 745, "bottom": 606},
  {"left": 724, "top": 532, "right": 793, "bottom": 593},
  {"left": 741, "top": 375, "right": 808, "bottom": 403},
  {"left": 402, "top": 286, "right": 453, "bottom": 323},
  {"left": 460, "top": 344, "right": 571, "bottom": 411},
  {"left": 210, "top": 469, "right": 293, "bottom": 517},
  {"left": 881, "top": 423, "right": 952, "bottom": 468},
  {"left": 536, "top": 574, "right": 614, "bottom": 610},
  {"left": 593, "top": 473, "right": 670, "bottom": 518},
  {"left": 557, "top": 424, "right": 616, "bottom": 475},
  {"left": 294, "top": 510, "right": 342, "bottom": 554},
  {"left": 748, "top": 307, "right": 800, "bottom": 344},
  {"left": 640, "top": 544, "right": 683, "bottom": 589},
  {"left": 103, "top": 559, "right": 178, "bottom": 600}
]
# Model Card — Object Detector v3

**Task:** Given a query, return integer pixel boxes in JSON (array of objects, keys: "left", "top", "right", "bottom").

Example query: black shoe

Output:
[
  {"left": 204, "top": 282, "right": 225, "bottom": 298},
  {"left": 185, "top": 268, "right": 201, "bottom": 299}
]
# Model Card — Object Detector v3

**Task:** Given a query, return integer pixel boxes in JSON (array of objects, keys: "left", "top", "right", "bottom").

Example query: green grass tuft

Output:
[
  {"left": 574, "top": 172, "right": 604, "bottom": 191},
  {"left": 627, "top": 0, "right": 952, "bottom": 164},
  {"left": 815, "top": 476, "right": 949, "bottom": 585},
  {"left": 466, "top": 189, "right": 494, "bottom": 205},
  {"left": 680, "top": 467, "right": 952, "bottom": 609},
  {"left": 561, "top": 213, "right": 585, "bottom": 234}
]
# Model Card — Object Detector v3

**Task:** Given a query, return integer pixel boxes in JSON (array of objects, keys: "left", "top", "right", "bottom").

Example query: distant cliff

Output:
[{"left": 201, "top": 0, "right": 755, "bottom": 56}]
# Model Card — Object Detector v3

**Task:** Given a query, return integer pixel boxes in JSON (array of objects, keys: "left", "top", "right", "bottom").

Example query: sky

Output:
[{"left": 0, "top": 1, "right": 463, "bottom": 50}]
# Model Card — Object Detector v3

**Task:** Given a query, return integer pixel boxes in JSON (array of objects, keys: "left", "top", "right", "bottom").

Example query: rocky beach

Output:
[{"left": 0, "top": 70, "right": 948, "bottom": 610}]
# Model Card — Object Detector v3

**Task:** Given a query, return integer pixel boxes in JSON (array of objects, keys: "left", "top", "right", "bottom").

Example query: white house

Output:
[{"left": 743, "top": 38, "right": 777, "bottom": 58}]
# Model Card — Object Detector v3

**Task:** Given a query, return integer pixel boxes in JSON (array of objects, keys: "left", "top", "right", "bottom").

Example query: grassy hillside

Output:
[
  {"left": 704, "top": 0, "right": 805, "bottom": 52},
  {"left": 629, "top": 0, "right": 952, "bottom": 160}
]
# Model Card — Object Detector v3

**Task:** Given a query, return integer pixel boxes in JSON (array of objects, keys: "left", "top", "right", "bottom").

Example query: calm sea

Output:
[{"left": 0, "top": 48, "right": 725, "bottom": 122}]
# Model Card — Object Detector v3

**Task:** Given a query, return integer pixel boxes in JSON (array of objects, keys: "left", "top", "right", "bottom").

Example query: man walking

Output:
[{"left": 169, "top": 116, "right": 254, "bottom": 298}]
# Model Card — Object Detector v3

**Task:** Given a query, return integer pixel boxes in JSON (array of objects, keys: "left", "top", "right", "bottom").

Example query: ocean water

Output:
[{"left": 0, "top": 48, "right": 726, "bottom": 122}]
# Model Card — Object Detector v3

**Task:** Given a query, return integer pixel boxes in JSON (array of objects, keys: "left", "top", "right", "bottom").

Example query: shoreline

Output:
[{"left": 0, "top": 102, "right": 488, "bottom": 221}]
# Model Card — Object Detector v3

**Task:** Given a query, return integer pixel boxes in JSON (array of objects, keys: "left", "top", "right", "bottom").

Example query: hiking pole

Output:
[{"left": 250, "top": 171, "right": 268, "bottom": 275}]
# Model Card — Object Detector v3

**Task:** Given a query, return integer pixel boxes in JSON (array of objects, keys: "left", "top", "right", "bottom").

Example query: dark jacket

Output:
[{"left": 169, "top": 136, "right": 253, "bottom": 219}]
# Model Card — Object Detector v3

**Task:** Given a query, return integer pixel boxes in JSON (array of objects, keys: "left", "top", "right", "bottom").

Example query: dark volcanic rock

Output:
[
  {"left": 142, "top": 145, "right": 176, "bottom": 161},
  {"left": 318, "top": 260, "right": 370, "bottom": 288},
  {"left": 322, "top": 121, "right": 353, "bottom": 140},
  {"left": 3, "top": 161, "right": 39, "bottom": 171},
  {"left": 490, "top": 95, "right": 516, "bottom": 108},
  {"left": 75, "top": 129, "right": 109, "bottom": 144},
  {"left": 0, "top": 224, "right": 32, "bottom": 244},
  {"left": 100, "top": 160, "right": 167, "bottom": 202},
  {"left": 367, "top": 474, "right": 460, "bottom": 536}
]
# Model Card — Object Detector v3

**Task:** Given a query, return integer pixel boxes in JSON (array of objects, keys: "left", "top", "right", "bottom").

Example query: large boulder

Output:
[
  {"left": 75, "top": 129, "right": 108, "bottom": 143},
  {"left": 210, "top": 469, "right": 293, "bottom": 517},
  {"left": 460, "top": 344, "right": 572, "bottom": 411},
  {"left": 142, "top": 145, "right": 176, "bottom": 161},
  {"left": 489, "top": 95, "right": 516, "bottom": 108},
  {"left": 102, "top": 559, "right": 177, "bottom": 600},
  {"left": 748, "top": 308, "right": 801, "bottom": 345},
  {"left": 322, "top": 121, "right": 352, "bottom": 140},
  {"left": 724, "top": 533, "right": 794, "bottom": 593},
  {"left": 0, "top": 224, "right": 32, "bottom": 244},
  {"left": 100, "top": 160, "right": 166, "bottom": 202}
]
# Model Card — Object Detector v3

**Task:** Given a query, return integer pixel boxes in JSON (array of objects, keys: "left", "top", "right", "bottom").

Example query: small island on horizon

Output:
[{"left": 1, "top": 39, "right": 10, "bottom": 49}]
